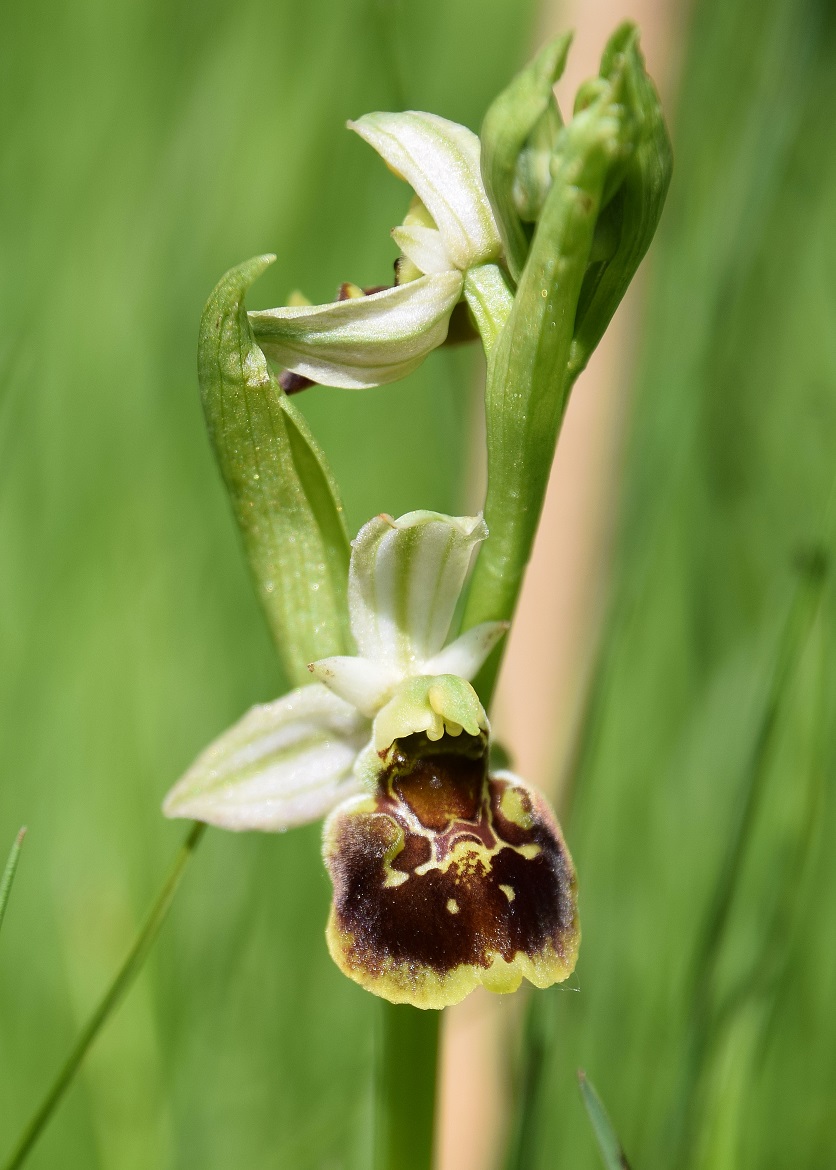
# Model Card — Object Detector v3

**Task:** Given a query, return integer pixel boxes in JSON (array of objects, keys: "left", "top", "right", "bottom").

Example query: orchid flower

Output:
[
  {"left": 247, "top": 112, "right": 504, "bottom": 389},
  {"left": 164, "top": 510, "right": 579, "bottom": 1009}
]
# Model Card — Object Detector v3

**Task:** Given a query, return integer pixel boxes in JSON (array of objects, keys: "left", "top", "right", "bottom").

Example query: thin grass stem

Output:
[
  {"left": 1, "top": 820, "right": 205, "bottom": 1170},
  {"left": 0, "top": 828, "right": 26, "bottom": 938}
]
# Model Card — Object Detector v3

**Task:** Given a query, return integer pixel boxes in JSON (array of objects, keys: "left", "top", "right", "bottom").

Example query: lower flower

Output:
[
  {"left": 323, "top": 730, "right": 579, "bottom": 1010},
  {"left": 164, "top": 509, "right": 580, "bottom": 1008}
]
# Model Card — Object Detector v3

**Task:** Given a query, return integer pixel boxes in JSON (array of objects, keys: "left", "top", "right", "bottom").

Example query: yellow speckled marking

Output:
[{"left": 499, "top": 786, "right": 534, "bottom": 830}]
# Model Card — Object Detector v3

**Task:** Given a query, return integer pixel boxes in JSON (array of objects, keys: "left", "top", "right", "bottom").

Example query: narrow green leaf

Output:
[
  {"left": 199, "top": 255, "right": 352, "bottom": 685},
  {"left": 480, "top": 32, "right": 573, "bottom": 281},
  {"left": 578, "top": 1071, "right": 631, "bottom": 1170},
  {"left": 568, "top": 23, "right": 673, "bottom": 382},
  {"left": 0, "top": 828, "right": 25, "bottom": 938}
]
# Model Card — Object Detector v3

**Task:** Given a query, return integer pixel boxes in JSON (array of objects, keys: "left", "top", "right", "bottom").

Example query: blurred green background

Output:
[{"left": 2, "top": 0, "right": 836, "bottom": 1167}]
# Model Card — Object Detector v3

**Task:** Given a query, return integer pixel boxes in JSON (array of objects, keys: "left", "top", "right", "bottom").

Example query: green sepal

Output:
[
  {"left": 199, "top": 255, "right": 351, "bottom": 684},
  {"left": 568, "top": 23, "right": 673, "bottom": 383},
  {"left": 480, "top": 32, "right": 572, "bottom": 281},
  {"left": 464, "top": 71, "right": 630, "bottom": 695}
]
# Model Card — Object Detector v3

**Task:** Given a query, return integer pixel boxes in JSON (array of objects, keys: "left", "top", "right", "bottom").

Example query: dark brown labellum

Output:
[{"left": 323, "top": 734, "right": 579, "bottom": 1008}]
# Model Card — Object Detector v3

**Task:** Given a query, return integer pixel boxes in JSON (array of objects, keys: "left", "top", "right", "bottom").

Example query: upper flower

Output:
[{"left": 247, "top": 113, "right": 503, "bottom": 389}]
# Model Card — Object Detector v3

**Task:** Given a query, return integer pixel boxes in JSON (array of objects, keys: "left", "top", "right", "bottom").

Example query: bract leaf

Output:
[
  {"left": 463, "top": 264, "right": 514, "bottom": 353},
  {"left": 249, "top": 271, "right": 462, "bottom": 389},
  {"left": 480, "top": 32, "right": 572, "bottom": 280},
  {"left": 349, "top": 511, "right": 487, "bottom": 673},
  {"left": 350, "top": 112, "right": 502, "bottom": 271},
  {"left": 199, "top": 255, "right": 351, "bottom": 684},
  {"left": 512, "top": 96, "right": 563, "bottom": 223},
  {"left": 162, "top": 685, "right": 368, "bottom": 831}
]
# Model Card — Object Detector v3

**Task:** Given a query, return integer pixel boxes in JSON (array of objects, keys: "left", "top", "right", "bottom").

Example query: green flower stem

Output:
[
  {"left": 464, "top": 28, "right": 670, "bottom": 708},
  {"left": 1, "top": 821, "right": 205, "bottom": 1170},
  {"left": 463, "top": 92, "right": 626, "bottom": 707},
  {"left": 375, "top": 1002, "right": 440, "bottom": 1170}
]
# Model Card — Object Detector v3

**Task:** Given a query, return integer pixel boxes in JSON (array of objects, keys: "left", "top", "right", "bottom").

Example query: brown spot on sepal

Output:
[{"left": 323, "top": 733, "right": 579, "bottom": 1009}]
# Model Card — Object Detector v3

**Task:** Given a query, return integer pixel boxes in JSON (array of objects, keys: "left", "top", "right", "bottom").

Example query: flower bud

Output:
[
  {"left": 480, "top": 32, "right": 572, "bottom": 281},
  {"left": 464, "top": 25, "right": 671, "bottom": 698}
]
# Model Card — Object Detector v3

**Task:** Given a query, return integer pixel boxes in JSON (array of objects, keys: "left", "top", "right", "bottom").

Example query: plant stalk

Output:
[
  {"left": 375, "top": 1001, "right": 440, "bottom": 1170},
  {"left": 1, "top": 820, "right": 205, "bottom": 1170}
]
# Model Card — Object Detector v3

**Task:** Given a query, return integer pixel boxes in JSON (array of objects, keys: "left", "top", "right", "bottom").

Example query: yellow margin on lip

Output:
[{"left": 325, "top": 895, "right": 580, "bottom": 1010}]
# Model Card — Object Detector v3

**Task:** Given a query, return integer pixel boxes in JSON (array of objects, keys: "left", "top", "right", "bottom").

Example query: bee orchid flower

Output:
[
  {"left": 164, "top": 510, "right": 579, "bottom": 1009},
  {"left": 247, "top": 112, "right": 504, "bottom": 389}
]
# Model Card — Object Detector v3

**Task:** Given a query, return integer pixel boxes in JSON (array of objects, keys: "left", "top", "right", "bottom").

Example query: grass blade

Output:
[
  {"left": 578, "top": 1071, "right": 631, "bottom": 1170},
  {"left": 1, "top": 821, "right": 204, "bottom": 1170},
  {"left": 0, "top": 828, "right": 26, "bottom": 938}
]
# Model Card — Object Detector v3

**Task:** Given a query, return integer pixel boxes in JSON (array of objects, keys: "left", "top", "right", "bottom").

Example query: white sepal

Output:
[
  {"left": 349, "top": 112, "right": 502, "bottom": 271},
  {"left": 348, "top": 510, "right": 488, "bottom": 672},
  {"left": 422, "top": 620, "right": 509, "bottom": 679},
  {"left": 249, "top": 271, "right": 462, "bottom": 389},
  {"left": 308, "top": 655, "right": 399, "bottom": 718},
  {"left": 162, "top": 685, "right": 369, "bottom": 832}
]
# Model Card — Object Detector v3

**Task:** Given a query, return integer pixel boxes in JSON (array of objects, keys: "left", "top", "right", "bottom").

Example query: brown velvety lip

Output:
[{"left": 323, "top": 733, "right": 579, "bottom": 1008}]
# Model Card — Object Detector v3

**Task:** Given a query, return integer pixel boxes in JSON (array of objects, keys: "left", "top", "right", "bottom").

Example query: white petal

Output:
[
  {"left": 249, "top": 272, "right": 462, "bottom": 389},
  {"left": 308, "top": 656, "right": 399, "bottom": 718},
  {"left": 391, "top": 224, "right": 453, "bottom": 275},
  {"left": 349, "top": 112, "right": 502, "bottom": 271},
  {"left": 422, "top": 621, "right": 509, "bottom": 679},
  {"left": 162, "top": 685, "right": 369, "bottom": 832},
  {"left": 349, "top": 510, "right": 488, "bottom": 671}
]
